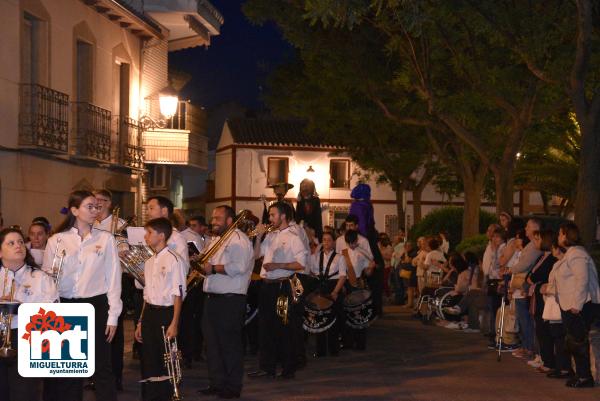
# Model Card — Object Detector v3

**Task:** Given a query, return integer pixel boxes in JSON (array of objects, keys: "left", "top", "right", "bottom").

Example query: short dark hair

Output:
[
  {"left": 527, "top": 217, "right": 543, "bottom": 231},
  {"left": 31, "top": 216, "right": 50, "bottom": 233},
  {"left": 492, "top": 227, "right": 507, "bottom": 241},
  {"left": 559, "top": 222, "right": 581, "bottom": 247},
  {"left": 463, "top": 251, "right": 479, "bottom": 267},
  {"left": 345, "top": 214, "right": 359, "bottom": 224},
  {"left": 449, "top": 253, "right": 468, "bottom": 272},
  {"left": 345, "top": 229, "right": 358, "bottom": 244},
  {"left": 215, "top": 205, "right": 236, "bottom": 221},
  {"left": 148, "top": 196, "right": 174, "bottom": 217},
  {"left": 144, "top": 217, "right": 173, "bottom": 241},
  {"left": 507, "top": 217, "right": 526, "bottom": 239},
  {"left": 94, "top": 189, "right": 113, "bottom": 200},
  {"left": 322, "top": 231, "right": 336, "bottom": 241},
  {"left": 427, "top": 237, "right": 440, "bottom": 250},
  {"left": 269, "top": 201, "right": 293, "bottom": 222},
  {"left": 189, "top": 215, "right": 207, "bottom": 226},
  {"left": 538, "top": 229, "right": 555, "bottom": 252}
]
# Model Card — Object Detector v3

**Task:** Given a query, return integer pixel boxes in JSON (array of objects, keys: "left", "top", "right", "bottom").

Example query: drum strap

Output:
[{"left": 319, "top": 250, "right": 337, "bottom": 281}]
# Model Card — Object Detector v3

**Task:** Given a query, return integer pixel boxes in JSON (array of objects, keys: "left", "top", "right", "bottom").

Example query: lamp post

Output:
[{"left": 139, "top": 85, "right": 179, "bottom": 130}]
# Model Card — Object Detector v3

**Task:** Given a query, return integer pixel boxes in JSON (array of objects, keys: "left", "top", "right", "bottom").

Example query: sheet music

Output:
[{"left": 126, "top": 227, "right": 147, "bottom": 246}]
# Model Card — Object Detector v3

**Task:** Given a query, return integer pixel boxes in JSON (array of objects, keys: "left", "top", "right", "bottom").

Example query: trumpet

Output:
[
  {"left": 50, "top": 239, "right": 66, "bottom": 297},
  {"left": 162, "top": 326, "right": 182, "bottom": 401},
  {"left": 247, "top": 224, "right": 275, "bottom": 238},
  {"left": 0, "top": 277, "right": 17, "bottom": 359}
]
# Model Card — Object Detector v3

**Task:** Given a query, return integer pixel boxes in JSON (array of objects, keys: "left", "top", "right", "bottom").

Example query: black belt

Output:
[
  {"left": 60, "top": 293, "right": 107, "bottom": 303},
  {"left": 146, "top": 303, "right": 174, "bottom": 310},
  {"left": 205, "top": 293, "right": 245, "bottom": 298}
]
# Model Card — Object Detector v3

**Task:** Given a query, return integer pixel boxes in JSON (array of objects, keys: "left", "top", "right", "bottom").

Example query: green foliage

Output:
[
  {"left": 408, "top": 207, "right": 497, "bottom": 244},
  {"left": 455, "top": 234, "right": 489, "bottom": 259}
]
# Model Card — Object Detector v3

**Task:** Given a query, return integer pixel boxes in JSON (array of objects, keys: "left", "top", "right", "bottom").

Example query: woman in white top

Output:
[
  {"left": 0, "top": 227, "right": 58, "bottom": 401},
  {"left": 26, "top": 219, "right": 49, "bottom": 266},
  {"left": 42, "top": 190, "right": 121, "bottom": 401}
]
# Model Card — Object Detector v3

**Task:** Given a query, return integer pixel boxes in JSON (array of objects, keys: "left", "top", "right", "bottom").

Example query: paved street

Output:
[{"left": 85, "top": 306, "right": 600, "bottom": 401}]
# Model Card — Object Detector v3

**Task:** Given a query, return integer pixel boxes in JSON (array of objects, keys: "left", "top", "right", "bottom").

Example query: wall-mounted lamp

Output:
[{"left": 139, "top": 85, "right": 179, "bottom": 130}]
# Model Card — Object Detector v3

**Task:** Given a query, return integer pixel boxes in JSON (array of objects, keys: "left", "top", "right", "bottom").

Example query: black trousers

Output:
[
  {"left": 242, "top": 280, "right": 261, "bottom": 354},
  {"left": 548, "top": 322, "right": 570, "bottom": 372},
  {"left": 110, "top": 309, "right": 124, "bottom": 384},
  {"left": 534, "top": 313, "right": 555, "bottom": 369},
  {"left": 47, "top": 294, "right": 116, "bottom": 401},
  {"left": 180, "top": 284, "right": 204, "bottom": 362},
  {"left": 562, "top": 302, "right": 594, "bottom": 380},
  {"left": 140, "top": 306, "right": 174, "bottom": 401},
  {"left": 132, "top": 289, "right": 144, "bottom": 357},
  {"left": 202, "top": 293, "right": 246, "bottom": 393},
  {"left": 342, "top": 284, "right": 368, "bottom": 350},
  {"left": 258, "top": 281, "right": 298, "bottom": 375},
  {"left": 0, "top": 329, "right": 42, "bottom": 401},
  {"left": 315, "top": 281, "right": 343, "bottom": 356}
]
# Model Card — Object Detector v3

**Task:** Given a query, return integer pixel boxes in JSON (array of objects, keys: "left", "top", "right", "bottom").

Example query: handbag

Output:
[
  {"left": 399, "top": 268, "right": 412, "bottom": 280},
  {"left": 542, "top": 295, "right": 562, "bottom": 321}
]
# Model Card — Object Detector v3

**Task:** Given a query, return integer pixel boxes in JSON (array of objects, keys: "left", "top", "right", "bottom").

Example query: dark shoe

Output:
[
  {"left": 566, "top": 378, "right": 594, "bottom": 388},
  {"left": 247, "top": 370, "right": 275, "bottom": 379},
  {"left": 115, "top": 378, "right": 123, "bottom": 392},
  {"left": 198, "top": 386, "right": 222, "bottom": 395},
  {"left": 218, "top": 389, "right": 241, "bottom": 399},
  {"left": 313, "top": 352, "right": 325, "bottom": 358},
  {"left": 547, "top": 370, "right": 571, "bottom": 379},
  {"left": 277, "top": 372, "right": 295, "bottom": 380},
  {"left": 83, "top": 381, "right": 95, "bottom": 391}
]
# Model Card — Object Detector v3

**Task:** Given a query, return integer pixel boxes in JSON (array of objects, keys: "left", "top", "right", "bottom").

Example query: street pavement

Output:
[{"left": 84, "top": 306, "right": 600, "bottom": 401}]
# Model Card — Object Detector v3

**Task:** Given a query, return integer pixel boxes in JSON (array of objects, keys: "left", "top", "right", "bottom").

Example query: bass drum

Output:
[
  {"left": 343, "top": 289, "right": 376, "bottom": 329},
  {"left": 302, "top": 291, "right": 336, "bottom": 334}
]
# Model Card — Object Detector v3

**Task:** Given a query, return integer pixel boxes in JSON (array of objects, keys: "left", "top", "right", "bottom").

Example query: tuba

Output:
[
  {"left": 119, "top": 244, "right": 153, "bottom": 287},
  {"left": 162, "top": 326, "right": 182, "bottom": 401},
  {"left": 186, "top": 210, "right": 249, "bottom": 289},
  {"left": 49, "top": 238, "right": 66, "bottom": 296}
]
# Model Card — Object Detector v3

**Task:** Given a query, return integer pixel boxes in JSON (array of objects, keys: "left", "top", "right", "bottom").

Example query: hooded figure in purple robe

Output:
[{"left": 349, "top": 183, "right": 376, "bottom": 238}]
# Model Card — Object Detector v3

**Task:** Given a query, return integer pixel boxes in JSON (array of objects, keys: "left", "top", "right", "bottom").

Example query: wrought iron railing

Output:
[
  {"left": 118, "top": 116, "right": 144, "bottom": 169},
  {"left": 72, "top": 102, "right": 112, "bottom": 162},
  {"left": 19, "top": 83, "right": 69, "bottom": 153}
]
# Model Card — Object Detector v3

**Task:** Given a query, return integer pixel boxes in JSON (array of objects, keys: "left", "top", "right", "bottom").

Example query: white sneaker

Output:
[
  {"left": 458, "top": 321, "right": 469, "bottom": 330},
  {"left": 444, "top": 322, "right": 460, "bottom": 329},
  {"left": 527, "top": 355, "right": 542, "bottom": 367}
]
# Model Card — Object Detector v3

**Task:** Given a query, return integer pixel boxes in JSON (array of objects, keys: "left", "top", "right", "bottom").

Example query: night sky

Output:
[{"left": 168, "top": 0, "right": 292, "bottom": 110}]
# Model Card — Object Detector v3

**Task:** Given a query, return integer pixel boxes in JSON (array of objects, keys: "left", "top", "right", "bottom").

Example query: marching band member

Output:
[
  {"left": 134, "top": 218, "right": 186, "bottom": 401},
  {"left": 308, "top": 231, "right": 346, "bottom": 357},
  {"left": 341, "top": 230, "right": 375, "bottom": 351},
  {"left": 197, "top": 206, "right": 253, "bottom": 399},
  {"left": 0, "top": 227, "right": 58, "bottom": 401},
  {"left": 27, "top": 218, "right": 50, "bottom": 265},
  {"left": 42, "top": 190, "right": 121, "bottom": 401},
  {"left": 94, "top": 189, "right": 128, "bottom": 391},
  {"left": 93, "top": 189, "right": 125, "bottom": 233},
  {"left": 335, "top": 214, "right": 373, "bottom": 260},
  {"left": 188, "top": 216, "right": 210, "bottom": 251},
  {"left": 146, "top": 196, "right": 189, "bottom": 272},
  {"left": 248, "top": 201, "right": 308, "bottom": 380}
]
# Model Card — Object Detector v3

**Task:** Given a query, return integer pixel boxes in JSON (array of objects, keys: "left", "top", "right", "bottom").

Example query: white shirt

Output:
[
  {"left": 181, "top": 227, "right": 206, "bottom": 252},
  {"left": 260, "top": 225, "right": 308, "bottom": 279},
  {"left": 1, "top": 264, "right": 58, "bottom": 329},
  {"left": 344, "top": 247, "right": 371, "bottom": 278},
  {"left": 26, "top": 242, "right": 45, "bottom": 266},
  {"left": 42, "top": 227, "right": 122, "bottom": 326},
  {"left": 140, "top": 247, "right": 187, "bottom": 306},
  {"left": 203, "top": 229, "right": 254, "bottom": 294},
  {"left": 335, "top": 234, "right": 373, "bottom": 260},
  {"left": 441, "top": 239, "right": 450, "bottom": 255},
  {"left": 94, "top": 215, "right": 126, "bottom": 233},
  {"left": 168, "top": 229, "right": 190, "bottom": 274},
  {"left": 424, "top": 249, "right": 446, "bottom": 274},
  {"left": 309, "top": 249, "right": 347, "bottom": 280}
]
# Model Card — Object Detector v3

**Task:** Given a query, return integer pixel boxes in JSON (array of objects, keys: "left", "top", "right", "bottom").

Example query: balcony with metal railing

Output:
[
  {"left": 18, "top": 83, "right": 69, "bottom": 153},
  {"left": 117, "top": 116, "right": 145, "bottom": 170},
  {"left": 142, "top": 101, "right": 208, "bottom": 169},
  {"left": 71, "top": 102, "right": 112, "bottom": 162}
]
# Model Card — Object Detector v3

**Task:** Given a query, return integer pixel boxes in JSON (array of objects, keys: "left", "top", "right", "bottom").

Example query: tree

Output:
[{"left": 463, "top": 0, "right": 600, "bottom": 244}]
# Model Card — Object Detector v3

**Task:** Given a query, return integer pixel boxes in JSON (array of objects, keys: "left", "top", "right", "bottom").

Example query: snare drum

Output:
[
  {"left": 343, "top": 289, "right": 376, "bottom": 329},
  {"left": 302, "top": 291, "right": 336, "bottom": 333}
]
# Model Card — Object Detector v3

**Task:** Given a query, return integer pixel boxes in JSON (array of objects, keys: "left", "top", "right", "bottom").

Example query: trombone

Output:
[{"left": 186, "top": 210, "right": 249, "bottom": 289}]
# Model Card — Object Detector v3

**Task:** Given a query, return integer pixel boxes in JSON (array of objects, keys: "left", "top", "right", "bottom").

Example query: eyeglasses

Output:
[{"left": 82, "top": 205, "right": 101, "bottom": 211}]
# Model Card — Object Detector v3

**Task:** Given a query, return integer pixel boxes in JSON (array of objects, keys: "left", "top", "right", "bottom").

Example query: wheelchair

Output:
[{"left": 416, "top": 271, "right": 459, "bottom": 323}]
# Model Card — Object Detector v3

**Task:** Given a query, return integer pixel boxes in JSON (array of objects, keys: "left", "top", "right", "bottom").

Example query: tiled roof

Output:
[{"left": 226, "top": 118, "right": 337, "bottom": 147}]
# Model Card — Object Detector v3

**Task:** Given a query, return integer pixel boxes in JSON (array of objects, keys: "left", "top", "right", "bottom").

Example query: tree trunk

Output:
[
  {"left": 462, "top": 178, "right": 485, "bottom": 239},
  {"left": 573, "top": 122, "right": 600, "bottom": 246},
  {"left": 493, "top": 162, "right": 516, "bottom": 215},
  {"left": 394, "top": 185, "right": 406, "bottom": 230},
  {"left": 412, "top": 188, "right": 423, "bottom": 224}
]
